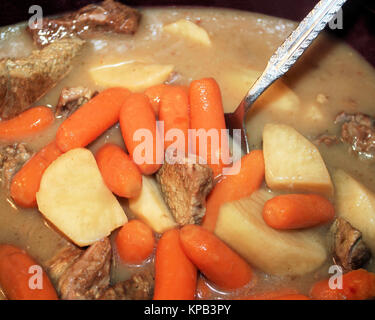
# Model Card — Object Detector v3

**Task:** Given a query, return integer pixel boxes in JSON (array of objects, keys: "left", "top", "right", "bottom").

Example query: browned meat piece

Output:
[
  {"left": 55, "top": 87, "right": 96, "bottom": 118},
  {"left": 100, "top": 270, "right": 154, "bottom": 300},
  {"left": 156, "top": 157, "right": 214, "bottom": 226},
  {"left": 331, "top": 217, "right": 371, "bottom": 271},
  {"left": 0, "top": 38, "right": 84, "bottom": 120},
  {"left": 0, "top": 143, "right": 32, "bottom": 187},
  {"left": 27, "top": 0, "right": 141, "bottom": 47},
  {"left": 58, "top": 238, "right": 111, "bottom": 300},
  {"left": 335, "top": 111, "right": 375, "bottom": 159},
  {"left": 46, "top": 244, "right": 83, "bottom": 287},
  {"left": 314, "top": 134, "right": 339, "bottom": 146}
]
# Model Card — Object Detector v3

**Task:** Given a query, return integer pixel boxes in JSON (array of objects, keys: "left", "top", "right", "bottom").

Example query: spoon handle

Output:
[{"left": 243, "top": 0, "right": 348, "bottom": 112}]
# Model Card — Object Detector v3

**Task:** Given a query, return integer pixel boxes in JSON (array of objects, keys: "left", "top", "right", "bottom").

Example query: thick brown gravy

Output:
[{"left": 0, "top": 7, "right": 375, "bottom": 299}]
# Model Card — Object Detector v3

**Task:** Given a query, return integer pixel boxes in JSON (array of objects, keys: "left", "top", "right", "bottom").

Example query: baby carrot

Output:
[
  {"left": 115, "top": 220, "right": 155, "bottom": 265},
  {"left": 10, "top": 141, "right": 62, "bottom": 208},
  {"left": 0, "top": 106, "right": 54, "bottom": 141},
  {"left": 145, "top": 84, "right": 189, "bottom": 115},
  {"left": 180, "top": 225, "right": 253, "bottom": 290},
  {"left": 202, "top": 150, "right": 265, "bottom": 232},
  {"left": 144, "top": 84, "right": 168, "bottom": 115},
  {"left": 189, "top": 78, "right": 230, "bottom": 178},
  {"left": 263, "top": 194, "right": 335, "bottom": 230},
  {"left": 56, "top": 87, "right": 131, "bottom": 152},
  {"left": 95, "top": 143, "right": 142, "bottom": 198},
  {"left": 120, "top": 93, "right": 162, "bottom": 175},
  {"left": 154, "top": 229, "right": 197, "bottom": 300},
  {"left": 0, "top": 244, "right": 19, "bottom": 259},
  {"left": 159, "top": 85, "right": 189, "bottom": 155},
  {"left": 0, "top": 244, "right": 58, "bottom": 300},
  {"left": 310, "top": 269, "right": 375, "bottom": 300}
]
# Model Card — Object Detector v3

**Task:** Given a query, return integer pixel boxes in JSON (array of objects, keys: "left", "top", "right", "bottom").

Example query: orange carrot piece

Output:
[
  {"left": 144, "top": 84, "right": 168, "bottom": 115},
  {"left": 202, "top": 150, "right": 265, "bottom": 232},
  {"left": 159, "top": 85, "right": 190, "bottom": 155},
  {"left": 0, "top": 244, "right": 58, "bottom": 300},
  {"left": 263, "top": 194, "right": 335, "bottom": 230},
  {"left": 120, "top": 93, "right": 162, "bottom": 175},
  {"left": 310, "top": 269, "right": 375, "bottom": 300},
  {"left": 180, "top": 225, "right": 253, "bottom": 290},
  {"left": 95, "top": 143, "right": 142, "bottom": 198},
  {"left": 189, "top": 78, "right": 230, "bottom": 178},
  {"left": 56, "top": 87, "right": 131, "bottom": 152},
  {"left": 153, "top": 229, "right": 197, "bottom": 300},
  {"left": 0, "top": 244, "right": 19, "bottom": 259},
  {"left": 115, "top": 220, "right": 155, "bottom": 265},
  {"left": 10, "top": 141, "right": 63, "bottom": 208},
  {"left": 0, "top": 106, "right": 54, "bottom": 141},
  {"left": 145, "top": 84, "right": 189, "bottom": 115}
]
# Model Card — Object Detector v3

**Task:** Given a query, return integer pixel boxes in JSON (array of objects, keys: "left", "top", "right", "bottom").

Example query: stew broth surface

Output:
[{"left": 0, "top": 6, "right": 375, "bottom": 298}]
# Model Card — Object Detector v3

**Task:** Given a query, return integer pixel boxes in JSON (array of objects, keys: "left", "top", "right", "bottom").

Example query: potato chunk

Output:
[
  {"left": 163, "top": 19, "right": 211, "bottom": 46},
  {"left": 215, "top": 190, "right": 327, "bottom": 276},
  {"left": 218, "top": 68, "right": 299, "bottom": 113},
  {"left": 129, "top": 175, "right": 177, "bottom": 233},
  {"left": 263, "top": 123, "right": 334, "bottom": 197},
  {"left": 36, "top": 148, "right": 127, "bottom": 247},
  {"left": 333, "top": 169, "right": 375, "bottom": 255},
  {"left": 90, "top": 61, "right": 174, "bottom": 92}
]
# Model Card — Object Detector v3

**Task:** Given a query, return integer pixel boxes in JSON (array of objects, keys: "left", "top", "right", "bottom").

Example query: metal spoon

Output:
[{"left": 225, "top": 0, "right": 348, "bottom": 154}]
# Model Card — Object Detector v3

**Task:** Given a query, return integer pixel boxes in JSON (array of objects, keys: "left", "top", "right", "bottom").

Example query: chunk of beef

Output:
[
  {"left": 0, "top": 38, "right": 84, "bottom": 119},
  {"left": 58, "top": 238, "right": 111, "bottom": 300},
  {"left": 100, "top": 270, "right": 154, "bottom": 300},
  {"left": 0, "top": 143, "right": 32, "bottom": 187},
  {"left": 156, "top": 157, "right": 214, "bottom": 226},
  {"left": 46, "top": 244, "right": 83, "bottom": 287},
  {"left": 55, "top": 87, "right": 96, "bottom": 118},
  {"left": 27, "top": 0, "right": 141, "bottom": 47},
  {"left": 335, "top": 112, "right": 375, "bottom": 159},
  {"left": 330, "top": 217, "right": 371, "bottom": 271}
]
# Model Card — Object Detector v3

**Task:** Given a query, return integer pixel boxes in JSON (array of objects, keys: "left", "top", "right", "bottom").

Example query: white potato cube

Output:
[
  {"left": 90, "top": 61, "right": 174, "bottom": 92},
  {"left": 263, "top": 123, "right": 334, "bottom": 197},
  {"left": 218, "top": 68, "right": 300, "bottom": 113},
  {"left": 36, "top": 148, "right": 127, "bottom": 247},
  {"left": 163, "top": 19, "right": 211, "bottom": 46},
  {"left": 129, "top": 175, "right": 177, "bottom": 234},
  {"left": 333, "top": 169, "right": 375, "bottom": 254}
]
